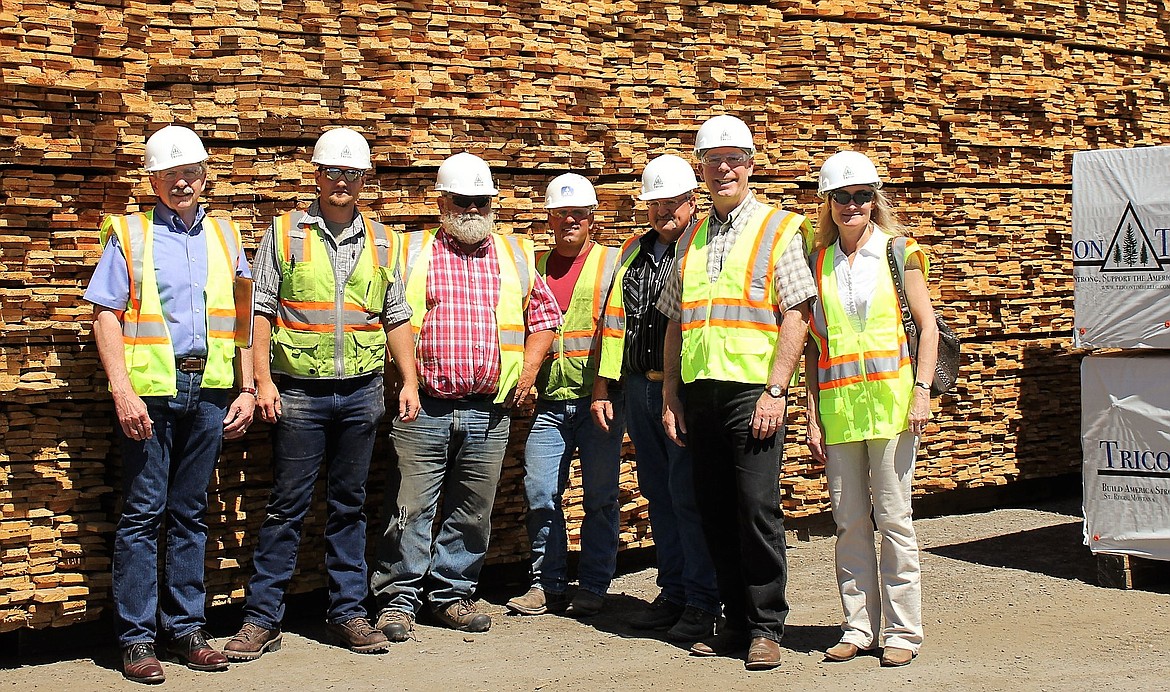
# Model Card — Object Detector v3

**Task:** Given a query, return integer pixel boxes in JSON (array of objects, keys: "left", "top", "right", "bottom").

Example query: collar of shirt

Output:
[
  {"left": 708, "top": 191, "right": 759, "bottom": 237},
  {"left": 833, "top": 225, "right": 889, "bottom": 266},
  {"left": 153, "top": 201, "right": 207, "bottom": 236},
  {"left": 437, "top": 227, "right": 493, "bottom": 257},
  {"left": 301, "top": 201, "right": 365, "bottom": 245}
]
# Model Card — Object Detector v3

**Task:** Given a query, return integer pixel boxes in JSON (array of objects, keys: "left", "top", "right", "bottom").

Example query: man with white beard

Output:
[{"left": 370, "top": 152, "right": 561, "bottom": 640}]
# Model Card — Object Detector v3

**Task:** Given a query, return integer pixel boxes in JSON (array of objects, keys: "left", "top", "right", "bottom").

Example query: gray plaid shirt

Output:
[
  {"left": 656, "top": 191, "right": 816, "bottom": 321},
  {"left": 252, "top": 201, "right": 411, "bottom": 325}
]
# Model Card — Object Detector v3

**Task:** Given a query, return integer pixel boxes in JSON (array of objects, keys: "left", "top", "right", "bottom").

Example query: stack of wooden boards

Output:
[{"left": 2, "top": 0, "right": 1167, "bottom": 631}]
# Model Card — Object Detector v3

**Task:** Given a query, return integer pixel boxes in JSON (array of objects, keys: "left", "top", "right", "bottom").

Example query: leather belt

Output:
[
  {"left": 176, "top": 357, "right": 207, "bottom": 373},
  {"left": 644, "top": 370, "right": 665, "bottom": 382}
]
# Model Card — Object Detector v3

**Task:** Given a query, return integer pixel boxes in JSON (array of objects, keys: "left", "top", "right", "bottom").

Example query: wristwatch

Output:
[{"left": 765, "top": 384, "right": 787, "bottom": 398}]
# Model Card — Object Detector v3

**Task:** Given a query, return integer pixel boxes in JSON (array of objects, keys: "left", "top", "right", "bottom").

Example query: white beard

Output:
[{"left": 442, "top": 210, "right": 494, "bottom": 245}]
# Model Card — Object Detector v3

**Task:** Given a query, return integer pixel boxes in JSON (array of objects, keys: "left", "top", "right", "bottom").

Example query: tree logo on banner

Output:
[{"left": 1100, "top": 202, "right": 1164, "bottom": 272}]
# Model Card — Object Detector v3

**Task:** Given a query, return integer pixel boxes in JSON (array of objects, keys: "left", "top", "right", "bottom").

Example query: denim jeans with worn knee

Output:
[
  {"left": 242, "top": 373, "right": 385, "bottom": 629},
  {"left": 112, "top": 371, "right": 228, "bottom": 646},
  {"left": 371, "top": 394, "right": 510, "bottom": 614},
  {"left": 624, "top": 373, "right": 719, "bottom": 614},
  {"left": 523, "top": 395, "right": 626, "bottom": 596}
]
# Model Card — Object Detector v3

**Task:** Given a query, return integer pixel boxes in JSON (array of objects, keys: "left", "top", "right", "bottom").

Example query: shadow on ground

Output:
[{"left": 925, "top": 520, "right": 1097, "bottom": 583}]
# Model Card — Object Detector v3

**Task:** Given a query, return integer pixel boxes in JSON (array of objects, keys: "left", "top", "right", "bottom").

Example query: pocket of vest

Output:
[
  {"left": 272, "top": 328, "right": 326, "bottom": 375},
  {"left": 723, "top": 333, "right": 771, "bottom": 355},
  {"left": 349, "top": 329, "right": 388, "bottom": 373}
]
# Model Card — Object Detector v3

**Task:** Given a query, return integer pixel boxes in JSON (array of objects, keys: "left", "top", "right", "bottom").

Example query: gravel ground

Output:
[{"left": 3, "top": 497, "right": 1168, "bottom": 691}]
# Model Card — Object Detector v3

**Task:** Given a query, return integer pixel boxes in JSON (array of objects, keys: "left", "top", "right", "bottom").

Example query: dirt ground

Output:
[{"left": 4, "top": 497, "right": 1169, "bottom": 691}]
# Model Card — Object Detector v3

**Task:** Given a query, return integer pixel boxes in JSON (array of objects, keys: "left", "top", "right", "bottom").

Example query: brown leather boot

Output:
[
  {"left": 122, "top": 642, "right": 165, "bottom": 684},
  {"left": 166, "top": 629, "right": 228, "bottom": 671},
  {"left": 223, "top": 622, "right": 283, "bottom": 661},
  {"left": 326, "top": 616, "right": 390, "bottom": 653}
]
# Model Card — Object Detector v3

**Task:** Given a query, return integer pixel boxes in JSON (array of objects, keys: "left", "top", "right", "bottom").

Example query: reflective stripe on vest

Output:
[
  {"left": 597, "top": 234, "right": 643, "bottom": 380},
  {"left": 401, "top": 229, "right": 534, "bottom": 403},
  {"left": 535, "top": 243, "right": 619, "bottom": 401},
  {"left": 808, "top": 233, "right": 917, "bottom": 444},
  {"left": 677, "top": 205, "right": 810, "bottom": 385},
  {"left": 101, "top": 211, "right": 240, "bottom": 395},
  {"left": 271, "top": 211, "right": 395, "bottom": 378}
]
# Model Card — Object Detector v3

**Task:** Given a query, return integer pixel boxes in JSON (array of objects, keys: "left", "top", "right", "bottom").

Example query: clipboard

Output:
[{"left": 233, "top": 276, "right": 254, "bottom": 348}]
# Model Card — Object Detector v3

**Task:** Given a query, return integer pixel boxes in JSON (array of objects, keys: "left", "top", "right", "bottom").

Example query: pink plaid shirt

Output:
[{"left": 418, "top": 229, "right": 561, "bottom": 399}]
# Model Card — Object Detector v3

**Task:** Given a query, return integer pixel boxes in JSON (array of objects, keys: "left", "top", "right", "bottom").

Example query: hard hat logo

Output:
[
  {"left": 170, "top": 145, "right": 182, "bottom": 158},
  {"left": 561, "top": 185, "right": 574, "bottom": 196},
  {"left": 652, "top": 175, "right": 664, "bottom": 190},
  {"left": 842, "top": 166, "right": 854, "bottom": 179},
  {"left": 720, "top": 130, "right": 732, "bottom": 142},
  {"left": 340, "top": 146, "right": 352, "bottom": 159},
  {"left": 474, "top": 174, "right": 485, "bottom": 187}
]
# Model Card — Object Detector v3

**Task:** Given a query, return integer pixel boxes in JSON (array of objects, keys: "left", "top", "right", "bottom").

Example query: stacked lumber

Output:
[{"left": 1, "top": 0, "right": 1167, "bottom": 632}]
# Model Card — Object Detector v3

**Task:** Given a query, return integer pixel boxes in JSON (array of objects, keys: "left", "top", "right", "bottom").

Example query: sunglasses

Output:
[
  {"left": 320, "top": 167, "right": 365, "bottom": 182},
  {"left": 829, "top": 189, "right": 875, "bottom": 205},
  {"left": 450, "top": 194, "right": 492, "bottom": 209},
  {"left": 700, "top": 151, "right": 751, "bottom": 167},
  {"left": 550, "top": 206, "right": 594, "bottom": 219}
]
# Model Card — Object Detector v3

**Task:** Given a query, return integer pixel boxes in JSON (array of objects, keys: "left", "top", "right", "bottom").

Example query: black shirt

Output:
[{"left": 621, "top": 229, "right": 681, "bottom": 375}]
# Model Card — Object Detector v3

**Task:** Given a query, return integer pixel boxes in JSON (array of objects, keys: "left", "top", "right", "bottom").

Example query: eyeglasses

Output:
[
  {"left": 700, "top": 151, "right": 751, "bottom": 168},
  {"left": 450, "top": 194, "right": 492, "bottom": 209},
  {"left": 648, "top": 193, "right": 693, "bottom": 208},
  {"left": 829, "top": 189, "right": 876, "bottom": 206},
  {"left": 320, "top": 167, "right": 365, "bottom": 182},
  {"left": 550, "top": 206, "right": 594, "bottom": 219},
  {"left": 156, "top": 165, "right": 206, "bottom": 183}
]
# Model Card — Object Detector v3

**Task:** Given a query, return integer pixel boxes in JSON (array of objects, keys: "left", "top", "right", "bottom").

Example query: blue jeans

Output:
[
  {"left": 112, "top": 371, "right": 228, "bottom": 646},
  {"left": 523, "top": 396, "right": 625, "bottom": 595},
  {"left": 624, "top": 374, "right": 719, "bottom": 614},
  {"left": 371, "top": 394, "right": 510, "bottom": 613},
  {"left": 242, "top": 374, "right": 385, "bottom": 629}
]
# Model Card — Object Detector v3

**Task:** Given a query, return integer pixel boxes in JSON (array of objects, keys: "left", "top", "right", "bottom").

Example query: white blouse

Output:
[{"left": 831, "top": 227, "right": 892, "bottom": 331}]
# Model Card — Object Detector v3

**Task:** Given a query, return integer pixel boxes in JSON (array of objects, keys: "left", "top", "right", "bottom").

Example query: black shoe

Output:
[
  {"left": 629, "top": 594, "right": 685, "bottom": 630},
  {"left": 666, "top": 605, "right": 718, "bottom": 642}
]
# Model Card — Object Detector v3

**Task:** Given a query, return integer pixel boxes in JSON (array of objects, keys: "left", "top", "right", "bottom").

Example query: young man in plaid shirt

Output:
[{"left": 370, "top": 153, "right": 560, "bottom": 639}]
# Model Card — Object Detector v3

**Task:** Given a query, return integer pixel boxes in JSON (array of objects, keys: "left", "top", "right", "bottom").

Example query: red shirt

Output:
[
  {"left": 542, "top": 243, "right": 592, "bottom": 313},
  {"left": 417, "top": 230, "right": 561, "bottom": 399}
]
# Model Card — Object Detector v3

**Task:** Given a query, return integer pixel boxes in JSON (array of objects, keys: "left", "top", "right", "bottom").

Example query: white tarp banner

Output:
[
  {"left": 1082, "top": 352, "right": 1170, "bottom": 559},
  {"left": 1072, "top": 146, "right": 1170, "bottom": 349}
]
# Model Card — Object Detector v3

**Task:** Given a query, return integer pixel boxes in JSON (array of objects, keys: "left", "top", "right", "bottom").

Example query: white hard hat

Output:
[
  {"left": 435, "top": 152, "right": 499, "bottom": 196},
  {"left": 544, "top": 173, "right": 598, "bottom": 209},
  {"left": 638, "top": 154, "right": 698, "bottom": 201},
  {"left": 818, "top": 151, "right": 882, "bottom": 194},
  {"left": 144, "top": 125, "right": 208, "bottom": 172},
  {"left": 311, "top": 128, "right": 371, "bottom": 169},
  {"left": 693, "top": 115, "right": 755, "bottom": 157}
]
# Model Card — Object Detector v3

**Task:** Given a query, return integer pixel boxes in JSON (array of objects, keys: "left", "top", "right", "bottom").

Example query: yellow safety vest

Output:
[
  {"left": 535, "top": 243, "right": 619, "bottom": 401},
  {"left": 99, "top": 211, "right": 241, "bottom": 396},
  {"left": 677, "top": 205, "right": 811, "bottom": 385},
  {"left": 401, "top": 229, "right": 535, "bottom": 404},
  {"left": 270, "top": 211, "right": 396, "bottom": 378},
  {"left": 597, "top": 235, "right": 643, "bottom": 380},
  {"left": 808, "top": 233, "right": 927, "bottom": 444}
]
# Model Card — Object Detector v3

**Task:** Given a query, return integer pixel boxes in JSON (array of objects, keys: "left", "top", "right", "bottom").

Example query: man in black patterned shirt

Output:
[{"left": 591, "top": 154, "right": 719, "bottom": 642}]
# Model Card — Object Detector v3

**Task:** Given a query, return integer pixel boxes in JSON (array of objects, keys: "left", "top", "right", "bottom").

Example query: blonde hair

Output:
[{"left": 812, "top": 187, "right": 906, "bottom": 252}]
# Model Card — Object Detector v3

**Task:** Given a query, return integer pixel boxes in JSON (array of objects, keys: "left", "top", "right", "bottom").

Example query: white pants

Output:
[{"left": 825, "top": 431, "right": 923, "bottom": 651}]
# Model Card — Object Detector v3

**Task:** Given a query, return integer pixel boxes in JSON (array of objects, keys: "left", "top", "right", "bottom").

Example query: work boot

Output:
[
  {"left": 326, "top": 616, "right": 391, "bottom": 653},
  {"left": 630, "top": 594, "right": 685, "bottom": 630},
  {"left": 566, "top": 589, "right": 605, "bottom": 617},
  {"left": 166, "top": 629, "right": 229, "bottom": 671},
  {"left": 506, "top": 586, "right": 548, "bottom": 616},
  {"left": 223, "top": 622, "right": 283, "bottom": 661},
  {"left": 666, "top": 605, "right": 718, "bottom": 642},
  {"left": 375, "top": 609, "right": 416, "bottom": 643},
  {"left": 122, "top": 642, "right": 165, "bottom": 684},
  {"left": 432, "top": 599, "right": 492, "bottom": 632}
]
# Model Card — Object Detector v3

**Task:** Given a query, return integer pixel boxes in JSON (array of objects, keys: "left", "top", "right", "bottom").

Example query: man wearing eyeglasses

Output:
[
  {"left": 370, "top": 152, "right": 560, "bottom": 640},
  {"left": 504, "top": 174, "right": 623, "bottom": 619},
  {"left": 86, "top": 125, "right": 254, "bottom": 683},
  {"left": 224, "top": 128, "right": 419, "bottom": 659},
  {"left": 592, "top": 154, "right": 720, "bottom": 641},
  {"left": 658, "top": 115, "right": 817, "bottom": 670}
]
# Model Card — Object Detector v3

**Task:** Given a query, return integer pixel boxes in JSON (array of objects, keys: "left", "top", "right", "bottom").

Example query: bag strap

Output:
[{"left": 885, "top": 235, "right": 914, "bottom": 328}]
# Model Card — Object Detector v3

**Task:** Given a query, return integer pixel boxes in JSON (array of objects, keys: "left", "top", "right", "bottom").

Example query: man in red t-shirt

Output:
[{"left": 505, "top": 174, "right": 625, "bottom": 619}]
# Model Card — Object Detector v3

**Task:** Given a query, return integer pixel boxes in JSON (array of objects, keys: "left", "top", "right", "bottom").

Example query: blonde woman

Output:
[{"left": 804, "top": 151, "right": 938, "bottom": 667}]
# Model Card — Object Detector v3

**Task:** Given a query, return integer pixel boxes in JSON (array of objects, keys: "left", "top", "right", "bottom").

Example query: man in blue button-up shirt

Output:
[{"left": 85, "top": 125, "right": 254, "bottom": 685}]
